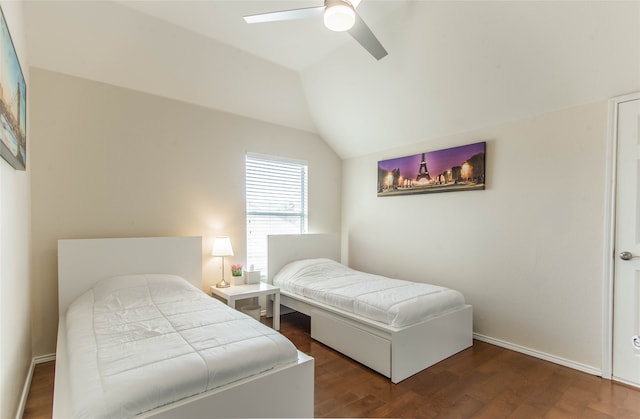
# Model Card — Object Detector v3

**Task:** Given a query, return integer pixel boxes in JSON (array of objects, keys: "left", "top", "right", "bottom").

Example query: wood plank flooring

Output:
[
  {"left": 24, "top": 312, "right": 640, "bottom": 418},
  {"left": 23, "top": 361, "right": 54, "bottom": 419}
]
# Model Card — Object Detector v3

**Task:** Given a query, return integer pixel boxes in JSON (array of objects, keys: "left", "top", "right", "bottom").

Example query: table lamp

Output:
[{"left": 212, "top": 236, "right": 234, "bottom": 288}]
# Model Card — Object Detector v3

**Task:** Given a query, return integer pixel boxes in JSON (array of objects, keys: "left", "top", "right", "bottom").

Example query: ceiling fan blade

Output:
[
  {"left": 244, "top": 6, "right": 324, "bottom": 24},
  {"left": 348, "top": 13, "right": 388, "bottom": 60},
  {"left": 351, "top": 0, "right": 363, "bottom": 8}
]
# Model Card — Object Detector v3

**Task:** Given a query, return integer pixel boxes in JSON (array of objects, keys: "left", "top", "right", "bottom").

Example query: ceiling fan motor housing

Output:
[{"left": 324, "top": 0, "right": 356, "bottom": 32}]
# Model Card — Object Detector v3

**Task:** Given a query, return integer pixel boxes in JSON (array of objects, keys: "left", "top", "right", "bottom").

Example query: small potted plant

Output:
[
  {"left": 231, "top": 264, "right": 243, "bottom": 277},
  {"left": 230, "top": 264, "right": 244, "bottom": 285}
]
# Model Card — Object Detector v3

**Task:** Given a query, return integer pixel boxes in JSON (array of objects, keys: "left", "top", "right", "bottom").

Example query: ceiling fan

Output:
[{"left": 243, "top": 0, "right": 388, "bottom": 60}]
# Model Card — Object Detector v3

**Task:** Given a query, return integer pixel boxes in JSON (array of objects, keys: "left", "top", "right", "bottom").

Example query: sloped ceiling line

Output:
[{"left": 25, "top": 1, "right": 640, "bottom": 159}]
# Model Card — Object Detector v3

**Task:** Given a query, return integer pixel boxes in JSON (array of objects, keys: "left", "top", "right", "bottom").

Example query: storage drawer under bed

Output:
[{"left": 310, "top": 308, "right": 391, "bottom": 378}]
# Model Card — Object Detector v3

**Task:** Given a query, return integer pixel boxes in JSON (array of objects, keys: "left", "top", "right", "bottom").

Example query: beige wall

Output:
[
  {"left": 0, "top": 2, "right": 31, "bottom": 418},
  {"left": 29, "top": 68, "right": 342, "bottom": 356},
  {"left": 342, "top": 101, "right": 608, "bottom": 371}
]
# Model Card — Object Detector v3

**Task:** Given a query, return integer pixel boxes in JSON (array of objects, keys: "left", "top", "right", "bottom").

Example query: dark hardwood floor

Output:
[{"left": 24, "top": 312, "right": 640, "bottom": 418}]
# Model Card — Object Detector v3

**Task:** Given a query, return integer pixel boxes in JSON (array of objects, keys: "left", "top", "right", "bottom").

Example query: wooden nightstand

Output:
[{"left": 210, "top": 282, "right": 281, "bottom": 330}]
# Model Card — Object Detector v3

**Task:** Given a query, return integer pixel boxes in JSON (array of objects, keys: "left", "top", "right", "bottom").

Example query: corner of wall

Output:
[{"left": 0, "top": 1, "right": 33, "bottom": 418}]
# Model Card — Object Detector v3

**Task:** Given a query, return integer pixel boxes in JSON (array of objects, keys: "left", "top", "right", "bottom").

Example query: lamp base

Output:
[{"left": 216, "top": 278, "right": 231, "bottom": 288}]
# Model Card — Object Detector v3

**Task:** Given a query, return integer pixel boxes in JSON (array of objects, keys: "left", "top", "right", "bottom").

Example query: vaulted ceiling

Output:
[{"left": 24, "top": 1, "right": 640, "bottom": 159}]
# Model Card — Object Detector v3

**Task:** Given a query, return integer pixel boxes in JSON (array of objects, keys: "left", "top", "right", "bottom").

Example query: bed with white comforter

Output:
[
  {"left": 65, "top": 273, "right": 298, "bottom": 419},
  {"left": 54, "top": 236, "right": 313, "bottom": 419},
  {"left": 273, "top": 258, "right": 466, "bottom": 328},
  {"left": 267, "top": 233, "right": 473, "bottom": 384}
]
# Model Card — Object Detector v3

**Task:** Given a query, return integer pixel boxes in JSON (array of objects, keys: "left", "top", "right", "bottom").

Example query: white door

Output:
[{"left": 613, "top": 96, "right": 640, "bottom": 387}]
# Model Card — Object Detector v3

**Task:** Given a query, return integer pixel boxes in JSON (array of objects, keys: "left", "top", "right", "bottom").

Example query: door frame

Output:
[{"left": 602, "top": 91, "right": 640, "bottom": 380}]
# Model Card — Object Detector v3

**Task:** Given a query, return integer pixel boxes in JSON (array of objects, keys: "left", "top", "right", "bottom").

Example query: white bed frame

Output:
[
  {"left": 268, "top": 233, "right": 473, "bottom": 384},
  {"left": 54, "top": 236, "right": 313, "bottom": 419}
]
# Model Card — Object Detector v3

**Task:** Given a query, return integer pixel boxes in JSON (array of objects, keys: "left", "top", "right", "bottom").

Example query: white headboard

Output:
[
  {"left": 267, "top": 233, "right": 340, "bottom": 283},
  {"left": 58, "top": 236, "right": 202, "bottom": 315}
]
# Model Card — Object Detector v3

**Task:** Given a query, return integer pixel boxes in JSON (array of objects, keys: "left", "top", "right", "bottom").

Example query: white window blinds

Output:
[{"left": 245, "top": 154, "right": 308, "bottom": 276}]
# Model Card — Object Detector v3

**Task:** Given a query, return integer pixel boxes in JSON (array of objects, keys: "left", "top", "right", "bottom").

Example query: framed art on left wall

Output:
[{"left": 0, "top": 6, "right": 26, "bottom": 170}]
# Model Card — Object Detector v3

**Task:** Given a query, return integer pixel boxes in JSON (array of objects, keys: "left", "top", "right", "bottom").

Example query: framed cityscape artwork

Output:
[
  {"left": 0, "top": 6, "right": 26, "bottom": 170},
  {"left": 377, "top": 142, "right": 486, "bottom": 197}
]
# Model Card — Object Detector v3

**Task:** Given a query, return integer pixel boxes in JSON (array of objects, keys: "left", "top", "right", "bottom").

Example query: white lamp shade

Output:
[
  {"left": 212, "top": 237, "right": 234, "bottom": 257},
  {"left": 324, "top": 3, "right": 355, "bottom": 32}
]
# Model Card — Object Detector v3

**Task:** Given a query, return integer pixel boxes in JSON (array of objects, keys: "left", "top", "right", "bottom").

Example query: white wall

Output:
[
  {"left": 0, "top": 2, "right": 31, "bottom": 418},
  {"left": 24, "top": 0, "right": 316, "bottom": 134},
  {"left": 29, "top": 68, "right": 342, "bottom": 356},
  {"left": 342, "top": 101, "right": 608, "bottom": 371},
  {"left": 302, "top": 1, "right": 640, "bottom": 158}
]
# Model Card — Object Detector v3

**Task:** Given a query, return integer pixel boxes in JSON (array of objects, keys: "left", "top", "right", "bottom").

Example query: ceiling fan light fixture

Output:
[{"left": 324, "top": 1, "right": 355, "bottom": 32}]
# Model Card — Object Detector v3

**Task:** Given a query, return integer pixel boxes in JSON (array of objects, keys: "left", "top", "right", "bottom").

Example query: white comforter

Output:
[
  {"left": 273, "top": 259, "right": 466, "bottom": 328},
  {"left": 65, "top": 274, "right": 298, "bottom": 419}
]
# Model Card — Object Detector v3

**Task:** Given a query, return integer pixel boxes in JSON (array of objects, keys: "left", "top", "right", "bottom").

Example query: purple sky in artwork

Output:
[{"left": 378, "top": 142, "right": 485, "bottom": 179}]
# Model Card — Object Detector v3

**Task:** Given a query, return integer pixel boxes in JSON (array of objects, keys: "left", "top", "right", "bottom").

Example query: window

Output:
[{"left": 245, "top": 153, "right": 308, "bottom": 276}]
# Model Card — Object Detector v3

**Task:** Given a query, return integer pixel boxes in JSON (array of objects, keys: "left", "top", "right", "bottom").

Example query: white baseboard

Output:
[
  {"left": 473, "top": 333, "right": 602, "bottom": 377},
  {"left": 35, "top": 353, "right": 56, "bottom": 364},
  {"left": 612, "top": 375, "right": 640, "bottom": 389},
  {"left": 16, "top": 358, "right": 35, "bottom": 419},
  {"left": 15, "top": 353, "right": 56, "bottom": 419}
]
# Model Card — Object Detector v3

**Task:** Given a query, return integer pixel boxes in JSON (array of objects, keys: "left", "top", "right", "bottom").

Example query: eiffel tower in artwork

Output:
[{"left": 416, "top": 153, "right": 431, "bottom": 182}]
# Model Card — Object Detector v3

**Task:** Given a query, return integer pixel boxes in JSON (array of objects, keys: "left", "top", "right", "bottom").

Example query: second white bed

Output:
[
  {"left": 268, "top": 233, "right": 473, "bottom": 384},
  {"left": 273, "top": 258, "right": 466, "bottom": 328}
]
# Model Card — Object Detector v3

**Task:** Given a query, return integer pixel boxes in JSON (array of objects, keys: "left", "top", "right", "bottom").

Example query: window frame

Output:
[{"left": 245, "top": 153, "right": 309, "bottom": 276}]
